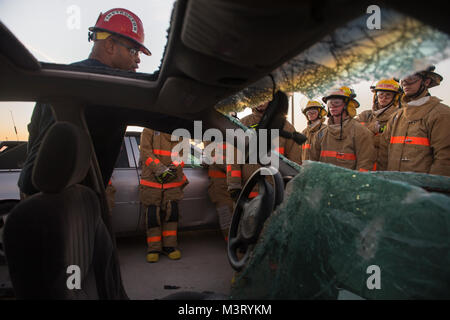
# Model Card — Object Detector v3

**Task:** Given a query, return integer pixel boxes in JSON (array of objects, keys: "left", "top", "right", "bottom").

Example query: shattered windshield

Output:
[{"left": 217, "top": 8, "right": 450, "bottom": 112}]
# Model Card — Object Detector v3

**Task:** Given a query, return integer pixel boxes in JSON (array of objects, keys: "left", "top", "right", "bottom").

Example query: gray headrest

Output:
[{"left": 32, "top": 122, "right": 92, "bottom": 193}]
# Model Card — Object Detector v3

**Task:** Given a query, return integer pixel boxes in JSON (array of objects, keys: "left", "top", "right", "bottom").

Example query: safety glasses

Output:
[
  {"left": 376, "top": 91, "right": 395, "bottom": 98},
  {"left": 400, "top": 75, "right": 421, "bottom": 86},
  {"left": 327, "top": 98, "right": 345, "bottom": 106},
  {"left": 111, "top": 38, "right": 141, "bottom": 57},
  {"left": 305, "top": 109, "right": 319, "bottom": 115}
]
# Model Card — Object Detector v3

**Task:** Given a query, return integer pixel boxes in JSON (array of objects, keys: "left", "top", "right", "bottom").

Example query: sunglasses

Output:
[{"left": 111, "top": 38, "right": 141, "bottom": 57}]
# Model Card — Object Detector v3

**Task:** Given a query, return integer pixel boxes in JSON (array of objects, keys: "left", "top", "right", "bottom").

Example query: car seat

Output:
[{"left": 3, "top": 122, "right": 127, "bottom": 299}]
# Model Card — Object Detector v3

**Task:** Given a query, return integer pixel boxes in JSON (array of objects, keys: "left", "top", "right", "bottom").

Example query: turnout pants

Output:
[
  {"left": 207, "top": 175, "right": 234, "bottom": 239},
  {"left": 146, "top": 200, "right": 179, "bottom": 252}
]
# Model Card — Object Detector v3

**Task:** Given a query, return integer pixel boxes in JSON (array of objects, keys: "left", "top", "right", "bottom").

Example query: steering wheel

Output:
[{"left": 227, "top": 166, "right": 284, "bottom": 271}]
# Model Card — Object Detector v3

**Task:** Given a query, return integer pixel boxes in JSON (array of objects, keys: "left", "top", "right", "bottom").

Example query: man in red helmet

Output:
[
  {"left": 18, "top": 8, "right": 151, "bottom": 201},
  {"left": 87, "top": 8, "right": 151, "bottom": 72}
]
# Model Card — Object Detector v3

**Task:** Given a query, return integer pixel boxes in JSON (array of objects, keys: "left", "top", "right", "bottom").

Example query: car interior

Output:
[{"left": 0, "top": 0, "right": 449, "bottom": 299}]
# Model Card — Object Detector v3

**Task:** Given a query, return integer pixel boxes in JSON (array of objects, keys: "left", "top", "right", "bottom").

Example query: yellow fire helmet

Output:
[
  {"left": 301, "top": 100, "right": 327, "bottom": 119},
  {"left": 370, "top": 78, "right": 401, "bottom": 108},
  {"left": 371, "top": 78, "right": 401, "bottom": 93},
  {"left": 322, "top": 86, "right": 360, "bottom": 118}
]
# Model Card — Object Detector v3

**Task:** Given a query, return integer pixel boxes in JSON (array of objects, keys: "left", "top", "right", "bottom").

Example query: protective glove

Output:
[
  {"left": 292, "top": 131, "right": 307, "bottom": 145},
  {"left": 279, "top": 130, "right": 307, "bottom": 146},
  {"left": 156, "top": 167, "right": 177, "bottom": 184}
]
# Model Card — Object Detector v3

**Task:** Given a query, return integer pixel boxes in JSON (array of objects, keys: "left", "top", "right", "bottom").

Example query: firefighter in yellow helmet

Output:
[
  {"left": 378, "top": 66, "right": 450, "bottom": 176},
  {"left": 310, "top": 86, "right": 376, "bottom": 171},
  {"left": 356, "top": 78, "right": 402, "bottom": 169},
  {"left": 301, "top": 100, "right": 327, "bottom": 161},
  {"left": 139, "top": 128, "right": 188, "bottom": 262}
]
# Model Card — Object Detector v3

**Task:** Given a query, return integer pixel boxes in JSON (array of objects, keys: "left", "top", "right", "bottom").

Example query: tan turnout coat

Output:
[
  {"left": 139, "top": 128, "right": 188, "bottom": 206},
  {"left": 310, "top": 117, "right": 377, "bottom": 171},
  {"left": 301, "top": 119, "right": 326, "bottom": 161},
  {"left": 378, "top": 96, "right": 450, "bottom": 176}
]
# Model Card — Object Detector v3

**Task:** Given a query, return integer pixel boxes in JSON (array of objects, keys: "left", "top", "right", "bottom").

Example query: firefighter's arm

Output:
[
  {"left": 226, "top": 142, "right": 243, "bottom": 191},
  {"left": 227, "top": 164, "right": 242, "bottom": 189},
  {"left": 377, "top": 119, "right": 392, "bottom": 171},
  {"left": 280, "top": 121, "right": 302, "bottom": 165},
  {"left": 355, "top": 125, "right": 377, "bottom": 172},
  {"left": 355, "top": 110, "right": 370, "bottom": 125},
  {"left": 170, "top": 134, "right": 186, "bottom": 170},
  {"left": 429, "top": 112, "right": 450, "bottom": 176},
  {"left": 140, "top": 128, "right": 167, "bottom": 176},
  {"left": 309, "top": 129, "right": 323, "bottom": 161},
  {"left": 284, "top": 134, "right": 303, "bottom": 165},
  {"left": 226, "top": 162, "right": 243, "bottom": 200}
]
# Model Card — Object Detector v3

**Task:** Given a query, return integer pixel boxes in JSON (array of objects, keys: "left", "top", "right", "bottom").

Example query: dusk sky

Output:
[{"left": 0, "top": 1, "right": 449, "bottom": 141}]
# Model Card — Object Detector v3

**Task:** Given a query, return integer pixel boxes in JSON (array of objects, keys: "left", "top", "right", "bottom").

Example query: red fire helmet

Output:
[{"left": 89, "top": 8, "right": 151, "bottom": 56}]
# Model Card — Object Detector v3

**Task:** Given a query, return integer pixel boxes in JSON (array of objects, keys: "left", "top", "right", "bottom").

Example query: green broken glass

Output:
[{"left": 230, "top": 161, "right": 450, "bottom": 299}]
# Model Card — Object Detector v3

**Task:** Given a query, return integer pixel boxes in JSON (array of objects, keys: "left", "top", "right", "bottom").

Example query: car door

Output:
[{"left": 110, "top": 135, "right": 141, "bottom": 235}]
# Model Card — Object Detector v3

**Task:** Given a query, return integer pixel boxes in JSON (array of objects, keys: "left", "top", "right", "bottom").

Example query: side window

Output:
[
  {"left": 114, "top": 140, "right": 130, "bottom": 168},
  {"left": 0, "top": 101, "right": 35, "bottom": 169},
  {"left": 188, "top": 142, "right": 203, "bottom": 167},
  {"left": 0, "top": 142, "right": 27, "bottom": 169},
  {"left": 135, "top": 135, "right": 141, "bottom": 146}
]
